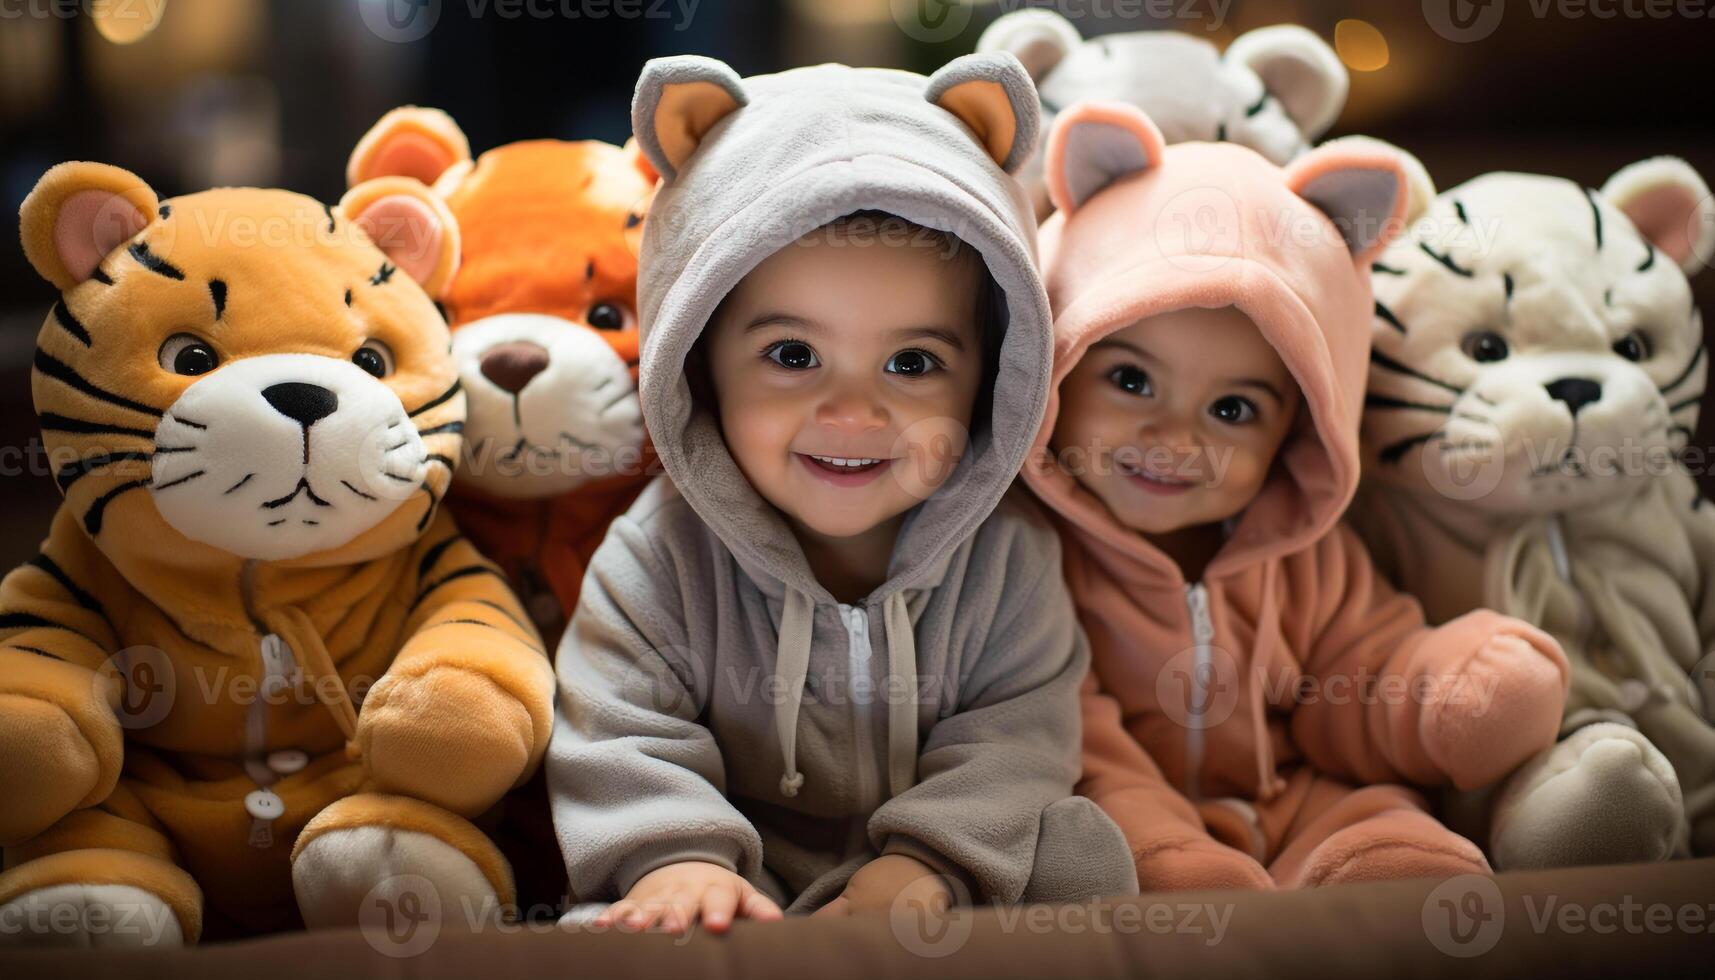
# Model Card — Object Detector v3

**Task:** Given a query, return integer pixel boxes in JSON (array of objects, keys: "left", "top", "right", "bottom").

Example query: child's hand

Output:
[
  {"left": 596, "top": 860, "right": 782, "bottom": 934},
  {"left": 813, "top": 854, "right": 954, "bottom": 917}
]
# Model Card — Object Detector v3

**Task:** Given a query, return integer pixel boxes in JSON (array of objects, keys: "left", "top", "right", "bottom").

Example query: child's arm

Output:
[
  {"left": 353, "top": 510, "right": 555, "bottom": 817},
  {"left": 1289, "top": 523, "right": 1569, "bottom": 791},
  {"left": 548, "top": 513, "right": 765, "bottom": 905},
  {"left": 0, "top": 509, "right": 127, "bottom": 845}
]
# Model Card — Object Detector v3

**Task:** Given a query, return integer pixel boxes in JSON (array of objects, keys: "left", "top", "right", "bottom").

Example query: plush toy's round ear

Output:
[
  {"left": 19, "top": 161, "right": 158, "bottom": 291},
  {"left": 1045, "top": 101, "right": 1165, "bottom": 216},
  {"left": 347, "top": 106, "right": 472, "bottom": 189},
  {"left": 925, "top": 52, "right": 1041, "bottom": 176},
  {"left": 1226, "top": 25, "right": 1348, "bottom": 141},
  {"left": 974, "top": 8, "right": 1081, "bottom": 82},
  {"left": 1602, "top": 157, "right": 1715, "bottom": 275},
  {"left": 631, "top": 56, "right": 747, "bottom": 184},
  {"left": 1284, "top": 142, "right": 1410, "bottom": 266},
  {"left": 339, "top": 176, "right": 461, "bottom": 298},
  {"left": 1320, "top": 135, "right": 1436, "bottom": 227}
]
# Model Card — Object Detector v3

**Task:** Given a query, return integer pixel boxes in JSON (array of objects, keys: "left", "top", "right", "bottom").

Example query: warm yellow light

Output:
[
  {"left": 1334, "top": 18, "right": 1389, "bottom": 72},
  {"left": 92, "top": 0, "right": 167, "bottom": 45}
]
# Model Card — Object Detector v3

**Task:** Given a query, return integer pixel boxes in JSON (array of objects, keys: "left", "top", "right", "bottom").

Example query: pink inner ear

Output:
[
  {"left": 353, "top": 194, "right": 444, "bottom": 286},
  {"left": 1620, "top": 183, "right": 1699, "bottom": 267},
  {"left": 55, "top": 189, "right": 148, "bottom": 285},
  {"left": 367, "top": 133, "right": 459, "bottom": 185}
]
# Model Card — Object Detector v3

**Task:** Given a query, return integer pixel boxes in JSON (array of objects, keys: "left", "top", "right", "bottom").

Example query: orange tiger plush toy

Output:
[
  {"left": 348, "top": 108, "right": 658, "bottom": 645},
  {"left": 0, "top": 162, "right": 552, "bottom": 944}
]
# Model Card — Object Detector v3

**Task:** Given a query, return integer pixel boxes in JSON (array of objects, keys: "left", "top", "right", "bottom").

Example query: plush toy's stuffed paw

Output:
[
  {"left": 0, "top": 884, "right": 184, "bottom": 948},
  {"left": 1134, "top": 837, "right": 1275, "bottom": 893},
  {"left": 291, "top": 794, "right": 513, "bottom": 934},
  {"left": 357, "top": 666, "right": 534, "bottom": 817},
  {"left": 1489, "top": 723, "right": 1682, "bottom": 870},
  {"left": 0, "top": 694, "right": 105, "bottom": 845},
  {"left": 1422, "top": 631, "right": 1566, "bottom": 789},
  {"left": 1291, "top": 810, "right": 1489, "bottom": 888}
]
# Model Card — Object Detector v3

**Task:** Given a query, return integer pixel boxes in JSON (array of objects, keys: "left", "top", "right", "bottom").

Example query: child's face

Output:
[
  {"left": 1051, "top": 307, "right": 1300, "bottom": 536},
  {"left": 705, "top": 233, "right": 985, "bottom": 540}
]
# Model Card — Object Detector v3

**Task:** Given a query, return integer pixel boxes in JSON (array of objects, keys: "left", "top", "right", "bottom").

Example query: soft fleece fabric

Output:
[
  {"left": 1021, "top": 105, "right": 1572, "bottom": 890},
  {"left": 546, "top": 54, "right": 1135, "bottom": 912}
]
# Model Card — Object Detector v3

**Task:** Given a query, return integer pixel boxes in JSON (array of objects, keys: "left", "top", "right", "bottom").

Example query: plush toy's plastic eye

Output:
[
  {"left": 587, "top": 302, "right": 628, "bottom": 331},
  {"left": 159, "top": 334, "right": 219, "bottom": 376},
  {"left": 1460, "top": 330, "right": 1510, "bottom": 363},
  {"left": 1612, "top": 331, "right": 1651, "bottom": 362},
  {"left": 352, "top": 340, "right": 395, "bottom": 379}
]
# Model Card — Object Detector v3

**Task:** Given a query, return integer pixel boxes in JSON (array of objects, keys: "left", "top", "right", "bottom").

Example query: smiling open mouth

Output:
[
  {"left": 1117, "top": 459, "right": 1195, "bottom": 495},
  {"left": 796, "top": 453, "right": 893, "bottom": 486}
]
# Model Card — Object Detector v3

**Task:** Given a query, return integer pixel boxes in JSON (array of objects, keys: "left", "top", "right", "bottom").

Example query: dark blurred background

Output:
[{"left": 1, "top": 0, "right": 1710, "bottom": 566}]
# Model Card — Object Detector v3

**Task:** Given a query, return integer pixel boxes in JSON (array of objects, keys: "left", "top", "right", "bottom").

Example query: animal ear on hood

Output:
[
  {"left": 1320, "top": 134, "right": 1436, "bottom": 227},
  {"left": 1602, "top": 156, "right": 1715, "bottom": 275},
  {"left": 974, "top": 8, "right": 1080, "bottom": 82},
  {"left": 1044, "top": 100, "right": 1165, "bottom": 216},
  {"left": 347, "top": 106, "right": 472, "bottom": 190},
  {"left": 1284, "top": 142, "right": 1410, "bottom": 266},
  {"left": 20, "top": 161, "right": 158, "bottom": 291},
  {"left": 1225, "top": 25, "right": 1348, "bottom": 141},
  {"left": 339, "top": 176, "right": 462, "bottom": 298},
  {"left": 631, "top": 55, "right": 748, "bottom": 184},
  {"left": 926, "top": 52, "right": 1041, "bottom": 176}
]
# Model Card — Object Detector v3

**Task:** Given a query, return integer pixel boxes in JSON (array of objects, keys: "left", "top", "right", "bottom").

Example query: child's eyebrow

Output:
[
  {"left": 893, "top": 325, "right": 967, "bottom": 351},
  {"left": 1091, "top": 337, "right": 1156, "bottom": 362},
  {"left": 744, "top": 313, "right": 819, "bottom": 333},
  {"left": 1228, "top": 377, "right": 1287, "bottom": 405}
]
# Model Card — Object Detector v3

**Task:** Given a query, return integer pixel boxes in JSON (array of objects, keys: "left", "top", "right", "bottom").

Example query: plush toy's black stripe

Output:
[
  {"left": 1418, "top": 242, "right": 1473, "bottom": 277},
  {"left": 1586, "top": 188, "right": 1604, "bottom": 250},
  {"left": 26, "top": 554, "right": 107, "bottom": 616},
  {"left": 1638, "top": 244, "right": 1656, "bottom": 272},
  {"left": 471, "top": 598, "right": 530, "bottom": 632},
  {"left": 210, "top": 279, "right": 227, "bottom": 319},
  {"left": 128, "top": 241, "right": 185, "bottom": 280},
  {"left": 1245, "top": 92, "right": 1268, "bottom": 117},
  {"left": 6, "top": 644, "right": 64, "bottom": 661},
  {"left": 416, "top": 478, "right": 442, "bottom": 532},
  {"left": 1365, "top": 394, "right": 1451, "bottom": 413},
  {"left": 370, "top": 262, "right": 396, "bottom": 286},
  {"left": 39, "top": 413, "right": 156, "bottom": 440},
  {"left": 417, "top": 420, "right": 465, "bottom": 438},
  {"left": 34, "top": 349, "right": 164, "bottom": 418},
  {"left": 1374, "top": 300, "right": 1407, "bottom": 334},
  {"left": 1371, "top": 349, "right": 1465, "bottom": 395},
  {"left": 322, "top": 202, "right": 336, "bottom": 233},
  {"left": 1659, "top": 345, "right": 1705, "bottom": 396},
  {"left": 83, "top": 479, "right": 149, "bottom": 536},
  {"left": 407, "top": 379, "right": 462, "bottom": 418},
  {"left": 1452, "top": 200, "right": 1468, "bottom": 225},
  {"left": 56, "top": 451, "right": 153, "bottom": 494},
  {"left": 1669, "top": 393, "right": 1704, "bottom": 414},
  {"left": 411, "top": 565, "right": 507, "bottom": 610},
  {"left": 0, "top": 611, "right": 98, "bottom": 646},
  {"left": 1503, "top": 273, "right": 1515, "bottom": 302},
  {"left": 425, "top": 453, "right": 455, "bottom": 470},
  {"left": 1378, "top": 430, "right": 1443, "bottom": 464},
  {"left": 1371, "top": 262, "right": 1406, "bottom": 276},
  {"left": 52, "top": 302, "right": 92, "bottom": 347},
  {"left": 417, "top": 534, "right": 462, "bottom": 580},
  {"left": 90, "top": 267, "right": 114, "bottom": 285}
]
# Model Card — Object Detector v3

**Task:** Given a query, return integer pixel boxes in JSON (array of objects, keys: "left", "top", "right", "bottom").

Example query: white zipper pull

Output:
[
  {"left": 259, "top": 633, "right": 297, "bottom": 699},
  {"left": 1182, "top": 583, "right": 1214, "bottom": 800},
  {"left": 1186, "top": 584, "right": 1214, "bottom": 645}
]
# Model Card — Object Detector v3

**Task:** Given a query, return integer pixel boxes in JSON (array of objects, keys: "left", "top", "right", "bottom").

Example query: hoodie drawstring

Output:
[
  {"left": 1248, "top": 565, "right": 1286, "bottom": 800},
  {"left": 773, "top": 589, "right": 920, "bottom": 800}
]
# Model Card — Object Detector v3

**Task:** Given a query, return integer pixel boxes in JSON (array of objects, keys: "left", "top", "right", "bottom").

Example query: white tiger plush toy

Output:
[
  {"left": 1349, "top": 156, "right": 1715, "bottom": 869},
  {"left": 977, "top": 8, "right": 1346, "bottom": 219}
]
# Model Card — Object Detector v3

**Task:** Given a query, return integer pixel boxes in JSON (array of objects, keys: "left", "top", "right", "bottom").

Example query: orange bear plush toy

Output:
[{"left": 348, "top": 108, "right": 658, "bottom": 645}]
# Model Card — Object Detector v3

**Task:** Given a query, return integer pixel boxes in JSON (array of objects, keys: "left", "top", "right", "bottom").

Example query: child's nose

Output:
[{"left": 815, "top": 382, "right": 889, "bottom": 431}]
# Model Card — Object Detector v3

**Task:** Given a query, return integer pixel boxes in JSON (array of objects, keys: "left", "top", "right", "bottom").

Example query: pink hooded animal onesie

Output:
[{"left": 1022, "top": 102, "right": 1572, "bottom": 890}]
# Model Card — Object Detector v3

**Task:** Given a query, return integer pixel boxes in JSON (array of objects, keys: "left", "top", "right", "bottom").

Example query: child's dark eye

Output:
[
  {"left": 1210, "top": 396, "right": 1258, "bottom": 424},
  {"left": 1109, "top": 365, "right": 1152, "bottom": 396},
  {"left": 765, "top": 340, "right": 819, "bottom": 370},
  {"left": 885, "top": 349, "right": 941, "bottom": 377}
]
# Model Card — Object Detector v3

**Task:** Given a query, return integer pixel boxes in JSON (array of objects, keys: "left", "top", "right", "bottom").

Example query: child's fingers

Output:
[
  {"left": 811, "top": 895, "right": 852, "bottom": 918},
  {"left": 701, "top": 883, "right": 740, "bottom": 933},
  {"left": 742, "top": 888, "right": 785, "bottom": 921}
]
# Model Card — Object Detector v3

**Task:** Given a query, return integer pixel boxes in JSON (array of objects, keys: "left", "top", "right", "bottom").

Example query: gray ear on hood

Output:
[
  {"left": 974, "top": 8, "right": 1081, "bottom": 83},
  {"left": 925, "top": 52, "right": 1041, "bottom": 176},
  {"left": 1225, "top": 25, "right": 1348, "bottom": 140},
  {"left": 1045, "top": 101, "right": 1165, "bottom": 215},
  {"left": 1284, "top": 142, "right": 1410, "bottom": 266},
  {"left": 631, "top": 55, "right": 749, "bottom": 184}
]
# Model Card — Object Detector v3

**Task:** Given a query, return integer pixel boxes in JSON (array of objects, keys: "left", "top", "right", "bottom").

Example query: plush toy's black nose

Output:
[
  {"left": 262, "top": 382, "right": 339, "bottom": 427},
  {"left": 1545, "top": 377, "right": 1603, "bottom": 415}
]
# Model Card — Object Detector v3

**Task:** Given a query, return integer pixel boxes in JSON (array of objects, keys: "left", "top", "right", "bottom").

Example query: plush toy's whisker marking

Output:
[
  {"left": 82, "top": 479, "right": 149, "bottom": 536},
  {"left": 39, "top": 413, "right": 156, "bottom": 441},
  {"left": 407, "top": 379, "right": 462, "bottom": 418},
  {"left": 341, "top": 479, "right": 378, "bottom": 501},
  {"left": 1503, "top": 273, "right": 1515, "bottom": 302},
  {"left": 26, "top": 554, "right": 106, "bottom": 615},
  {"left": 1453, "top": 411, "right": 1492, "bottom": 424},
  {"left": 382, "top": 471, "right": 416, "bottom": 483},
  {"left": 1418, "top": 242, "right": 1474, "bottom": 277},
  {"left": 1244, "top": 92, "right": 1268, "bottom": 117},
  {"left": 128, "top": 241, "right": 185, "bottom": 280},
  {"left": 370, "top": 262, "right": 396, "bottom": 286},
  {"left": 416, "top": 420, "right": 465, "bottom": 438},
  {"left": 1452, "top": 200, "right": 1469, "bottom": 225},
  {"left": 225, "top": 474, "right": 254, "bottom": 494},
  {"left": 166, "top": 415, "right": 208, "bottom": 430},
  {"left": 1668, "top": 392, "right": 1704, "bottom": 414},
  {"left": 51, "top": 302, "right": 93, "bottom": 347},
  {"left": 1658, "top": 345, "right": 1705, "bottom": 396},
  {"left": 1370, "top": 349, "right": 1465, "bottom": 395},
  {"left": 1372, "top": 261, "right": 1406, "bottom": 276},
  {"left": 55, "top": 451, "right": 153, "bottom": 493},
  {"left": 415, "top": 478, "right": 442, "bottom": 532},
  {"left": 1472, "top": 392, "right": 1499, "bottom": 407},
  {"left": 1379, "top": 429, "right": 1445, "bottom": 464},
  {"left": 33, "top": 350, "right": 164, "bottom": 418},
  {"left": 1374, "top": 300, "right": 1408, "bottom": 334},
  {"left": 151, "top": 469, "right": 206, "bottom": 491},
  {"left": 1366, "top": 394, "right": 1452, "bottom": 413},
  {"left": 1585, "top": 187, "right": 1604, "bottom": 250}
]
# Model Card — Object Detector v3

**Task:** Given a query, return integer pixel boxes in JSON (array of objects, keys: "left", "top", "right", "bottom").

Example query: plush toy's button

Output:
[
  {"left": 267, "top": 749, "right": 308, "bottom": 775},
  {"left": 244, "top": 788, "right": 285, "bottom": 820}
]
